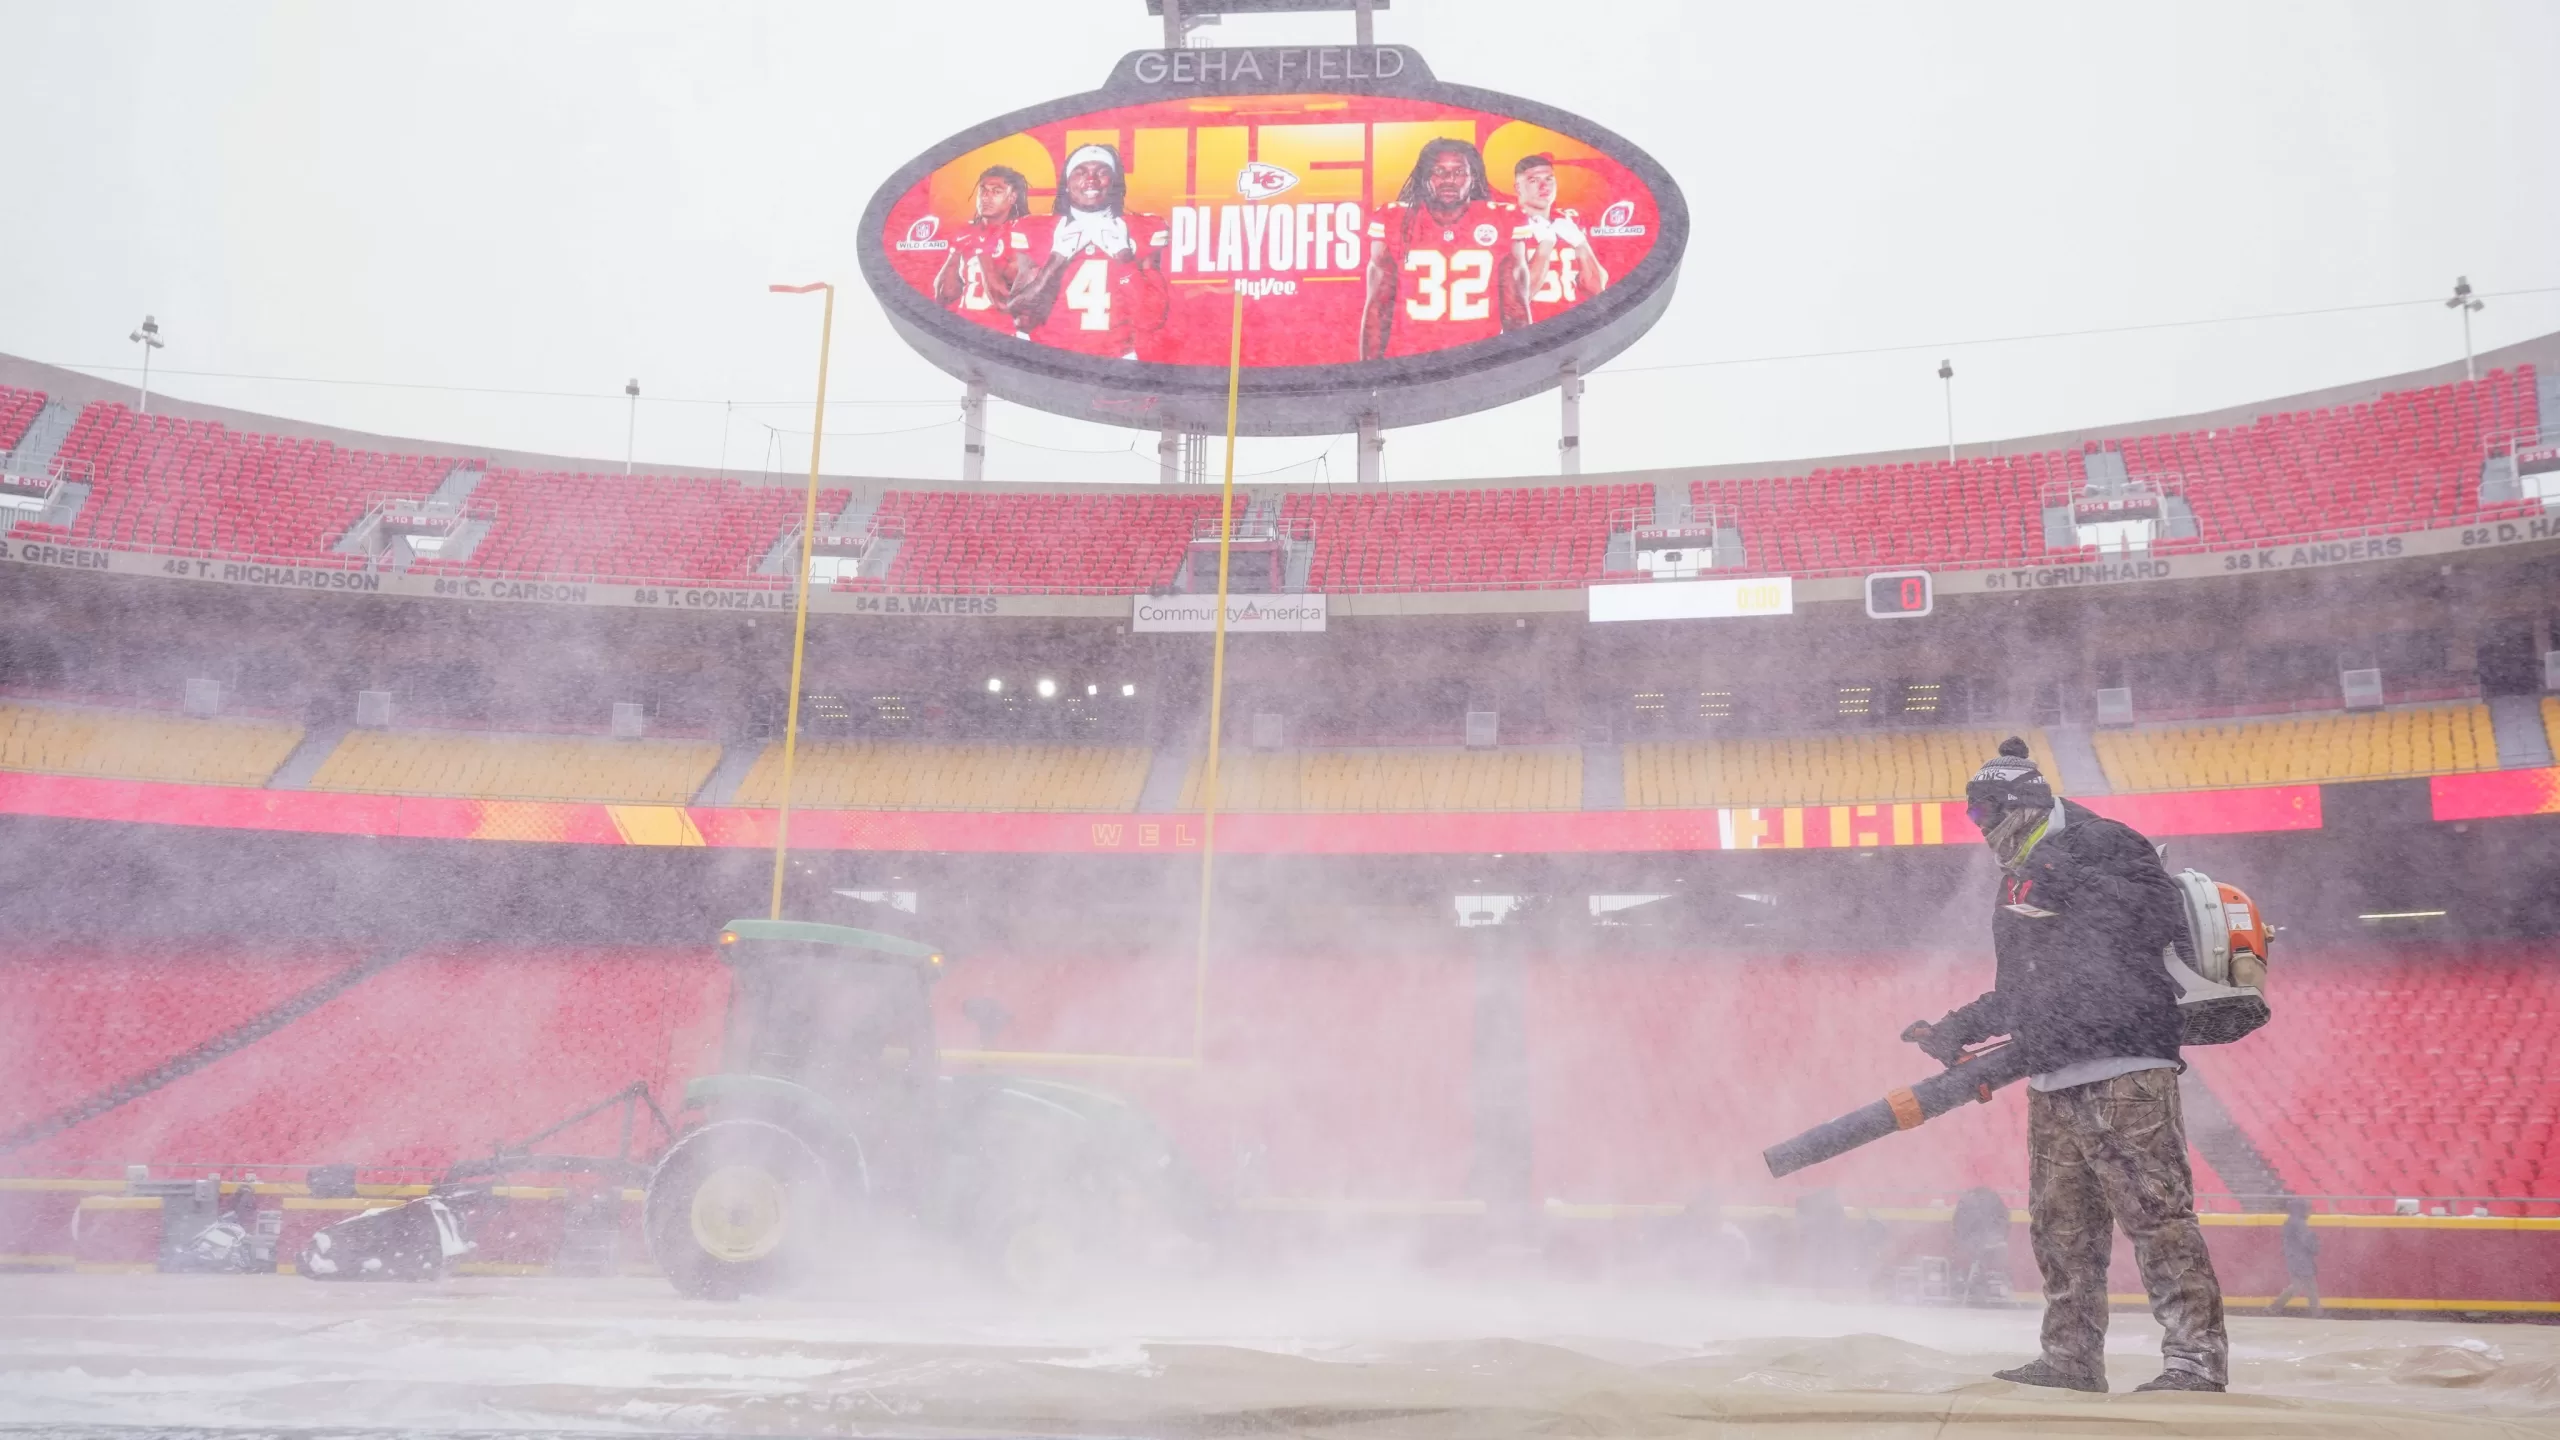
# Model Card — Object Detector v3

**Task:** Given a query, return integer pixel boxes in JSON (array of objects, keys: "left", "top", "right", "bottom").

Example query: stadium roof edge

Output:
[{"left": 3, "top": 327, "right": 2551, "bottom": 498}]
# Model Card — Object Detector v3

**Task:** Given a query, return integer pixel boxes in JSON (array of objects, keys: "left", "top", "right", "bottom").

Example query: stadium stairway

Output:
[
  {"left": 2041, "top": 724, "right": 2111, "bottom": 795},
  {"left": 760, "top": 491, "right": 876, "bottom": 578},
  {"left": 2176, "top": 1071, "right": 2288, "bottom": 1204},
  {"left": 329, "top": 462, "right": 491, "bottom": 570},
  {"left": 1580, "top": 742, "right": 1626, "bottom": 809},
  {"left": 1, "top": 398, "right": 91, "bottom": 532},
  {"left": 0, "top": 387, "right": 46, "bottom": 455},
  {"left": 2, "top": 397, "right": 76, "bottom": 474},
  {"left": 691, "top": 741, "right": 763, "bottom": 806},
  {"left": 1136, "top": 748, "right": 1191, "bottom": 813},
  {"left": 2489, "top": 694, "right": 2557, "bottom": 769},
  {"left": 263, "top": 723, "right": 350, "bottom": 791}
]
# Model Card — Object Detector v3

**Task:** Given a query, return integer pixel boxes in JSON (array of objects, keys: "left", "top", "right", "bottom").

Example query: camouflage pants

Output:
[{"left": 2028, "top": 1067, "right": 2228, "bottom": 1384}]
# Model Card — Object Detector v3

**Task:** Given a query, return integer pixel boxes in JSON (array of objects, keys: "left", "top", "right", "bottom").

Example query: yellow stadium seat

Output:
[
  {"left": 1178, "top": 747, "right": 1582, "bottom": 812},
  {"left": 309, "top": 731, "right": 720, "bottom": 803},
  {"left": 2544, "top": 697, "right": 2560, "bottom": 764},
  {"left": 1622, "top": 728, "right": 2060, "bottom": 809},
  {"left": 0, "top": 702, "right": 302, "bottom": 787},
  {"left": 2089, "top": 703, "right": 2500, "bottom": 792},
  {"left": 731, "top": 742, "right": 1151, "bottom": 811}
]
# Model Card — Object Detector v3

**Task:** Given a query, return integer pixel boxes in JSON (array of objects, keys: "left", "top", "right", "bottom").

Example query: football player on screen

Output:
[
  {"left": 932, "top": 165, "right": 1040, "bottom": 334},
  {"left": 1359, "top": 138, "right": 1529, "bottom": 361},
  {"left": 1011, "top": 144, "right": 1169, "bottom": 359},
  {"left": 1511, "top": 153, "right": 1608, "bottom": 320}
]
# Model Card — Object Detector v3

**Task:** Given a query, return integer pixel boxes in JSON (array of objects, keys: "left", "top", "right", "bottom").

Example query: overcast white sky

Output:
[{"left": 1, "top": 0, "right": 2554, "bottom": 485}]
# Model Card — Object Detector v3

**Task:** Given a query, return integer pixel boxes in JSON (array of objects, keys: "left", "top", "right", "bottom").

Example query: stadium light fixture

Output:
[
  {"left": 1122, "top": 683, "right": 1138, "bottom": 697},
  {"left": 1087, "top": 683, "right": 1099, "bottom": 696},
  {"left": 1036, "top": 678, "right": 1058, "bottom": 698},
  {"left": 2446, "top": 277, "right": 2484, "bottom": 381},
  {"left": 128, "top": 315, "right": 164, "bottom": 415},
  {"left": 987, "top": 677, "right": 1004, "bottom": 693},
  {"left": 1936, "top": 359, "right": 1955, "bottom": 462},
  {"left": 624, "top": 378, "right": 640, "bottom": 474}
]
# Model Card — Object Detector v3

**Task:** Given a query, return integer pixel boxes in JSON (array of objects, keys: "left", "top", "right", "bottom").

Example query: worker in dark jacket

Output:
[
  {"left": 2268, "top": 1198, "right": 2321, "bottom": 1316},
  {"left": 1950, "top": 1185, "right": 2013, "bottom": 1304},
  {"left": 1907, "top": 738, "right": 2228, "bottom": 1393}
]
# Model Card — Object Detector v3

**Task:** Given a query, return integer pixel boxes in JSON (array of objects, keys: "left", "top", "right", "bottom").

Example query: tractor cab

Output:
[{"left": 712, "top": 919, "right": 942, "bottom": 1109}]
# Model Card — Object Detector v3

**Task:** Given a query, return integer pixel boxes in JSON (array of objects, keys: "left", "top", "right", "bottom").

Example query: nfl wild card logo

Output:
[
  {"left": 1590, "top": 200, "right": 1646, "bottom": 237},
  {"left": 896, "top": 216, "right": 949, "bottom": 251}
]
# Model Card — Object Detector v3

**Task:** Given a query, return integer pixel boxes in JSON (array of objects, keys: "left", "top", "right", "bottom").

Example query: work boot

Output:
[
  {"left": 2132, "top": 1370, "right": 2225, "bottom": 1394},
  {"left": 1993, "top": 1357, "right": 2106, "bottom": 1392}
]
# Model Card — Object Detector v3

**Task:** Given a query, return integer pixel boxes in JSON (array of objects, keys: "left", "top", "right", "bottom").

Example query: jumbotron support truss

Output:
[{"left": 1152, "top": 0, "right": 1386, "bottom": 48}]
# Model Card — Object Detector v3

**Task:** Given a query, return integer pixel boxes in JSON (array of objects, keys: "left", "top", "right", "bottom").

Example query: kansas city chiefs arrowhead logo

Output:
[{"left": 1237, "top": 162, "right": 1299, "bottom": 199}]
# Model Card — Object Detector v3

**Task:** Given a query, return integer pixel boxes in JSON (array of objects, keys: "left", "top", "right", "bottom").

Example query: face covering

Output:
[{"left": 1984, "top": 805, "right": 2049, "bottom": 872}]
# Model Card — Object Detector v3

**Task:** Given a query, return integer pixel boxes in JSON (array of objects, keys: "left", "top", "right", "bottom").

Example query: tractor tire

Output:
[
  {"left": 996, "top": 1196, "right": 1089, "bottom": 1298},
  {"left": 645, "top": 1120, "right": 830, "bottom": 1300}
]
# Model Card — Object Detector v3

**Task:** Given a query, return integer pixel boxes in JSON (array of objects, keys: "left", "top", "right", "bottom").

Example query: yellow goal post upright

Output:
[{"left": 757, "top": 281, "right": 1247, "bottom": 1073}]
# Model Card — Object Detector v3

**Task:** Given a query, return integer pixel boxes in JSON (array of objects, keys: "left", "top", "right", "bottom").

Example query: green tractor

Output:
[{"left": 643, "top": 919, "right": 1201, "bottom": 1299}]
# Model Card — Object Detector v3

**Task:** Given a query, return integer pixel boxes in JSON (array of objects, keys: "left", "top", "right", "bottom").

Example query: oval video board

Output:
[{"left": 860, "top": 46, "right": 1687, "bottom": 436}]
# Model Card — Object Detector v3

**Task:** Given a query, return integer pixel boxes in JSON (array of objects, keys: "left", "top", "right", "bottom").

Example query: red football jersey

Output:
[
  {"left": 1369, "top": 199, "right": 1523, "bottom": 357},
  {"left": 1022, "top": 211, "right": 1170, "bottom": 358},
  {"left": 942, "top": 217, "right": 1041, "bottom": 334},
  {"left": 1520, "top": 210, "right": 1597, "bottom": 319}
]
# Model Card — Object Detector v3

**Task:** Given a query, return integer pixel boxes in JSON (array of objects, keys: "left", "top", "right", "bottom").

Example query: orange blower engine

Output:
[
  {"left": 1764, "top": 870, "right": 2272, "bottom": 1178},
  {"left": 2163, "top": 869, "right": 2272, "bottom": 1045}
]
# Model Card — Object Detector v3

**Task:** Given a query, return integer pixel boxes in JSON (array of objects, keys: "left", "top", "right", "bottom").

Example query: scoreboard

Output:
[
  {"left": 860, "top": 45, "right": 1688, "bottom": 436},
  {"left": 1864, "top": 570, "right": 1934, "bottom": 619}
]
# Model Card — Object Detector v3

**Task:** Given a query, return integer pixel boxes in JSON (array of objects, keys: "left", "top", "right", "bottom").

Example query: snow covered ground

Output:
[{"left": 2, "top": 1271, "right": 2556, "bottom": 1438}]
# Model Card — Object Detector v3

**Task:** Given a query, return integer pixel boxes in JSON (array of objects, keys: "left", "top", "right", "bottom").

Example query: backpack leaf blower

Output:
[{"left": 1763, "top": 869, "right": 2271, "bottom": 1179}]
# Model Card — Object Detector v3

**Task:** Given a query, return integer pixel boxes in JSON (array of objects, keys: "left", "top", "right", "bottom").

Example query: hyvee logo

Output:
[
  {"left": 1237, "top": 162, "right": 1299, "bottom": 199},
  {"left": 896, "top": 216, "right": 948, "bottom": 251},
  {"left": 1591, "top": 200, "right": 1646, "bottom": 237}
]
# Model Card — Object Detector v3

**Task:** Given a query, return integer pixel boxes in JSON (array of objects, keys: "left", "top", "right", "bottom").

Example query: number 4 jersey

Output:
[
  {"left": 1370, "top": 200, "right": 1524, "bottom": 358},
  {"left": 1019, "top": 211, "right": 1171, "bottom": 359}
]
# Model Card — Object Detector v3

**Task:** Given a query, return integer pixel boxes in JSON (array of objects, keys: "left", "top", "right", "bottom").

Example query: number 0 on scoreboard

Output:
[{"left": 1865, "top": 570, "right": 1934, "bottom": 619}]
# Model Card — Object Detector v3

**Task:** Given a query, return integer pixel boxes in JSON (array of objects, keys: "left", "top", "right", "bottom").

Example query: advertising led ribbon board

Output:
[{"left": 861, "top": 46, "right": 1687, "bottom": 435}]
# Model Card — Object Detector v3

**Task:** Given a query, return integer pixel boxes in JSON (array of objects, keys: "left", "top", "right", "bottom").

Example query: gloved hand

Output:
[
  {"left": 2015, "top": 848, "right": 2086, "bottom": 913},
  {"left": 1902, "top": 1018, "right": 1969, "bottom": 1067}
]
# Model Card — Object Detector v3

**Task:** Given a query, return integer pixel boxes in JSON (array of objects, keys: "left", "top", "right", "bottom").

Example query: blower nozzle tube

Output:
[{"left": 1763, "top": 1043, "right": 2037, "bottom": 1178}]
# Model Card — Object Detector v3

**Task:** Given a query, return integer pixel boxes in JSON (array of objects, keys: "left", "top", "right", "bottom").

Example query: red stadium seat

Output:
[
  {"left": 0, "top": 386, "right": 46, "bottom": 454},
  {"left": 12, "top": 366, "right": 2539, "bottom": 591}
]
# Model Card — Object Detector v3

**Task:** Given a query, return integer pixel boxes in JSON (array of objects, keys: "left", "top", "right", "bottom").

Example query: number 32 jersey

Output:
[
  {"left": 1370, "top": 200, "right": 1524, "bottom": 358},
  {"left": 1019, "top": 212, "right": 1171, "bottom": 359},
  {"left": 944, "top": 220, "right": 1035, "bottom": 334}
]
